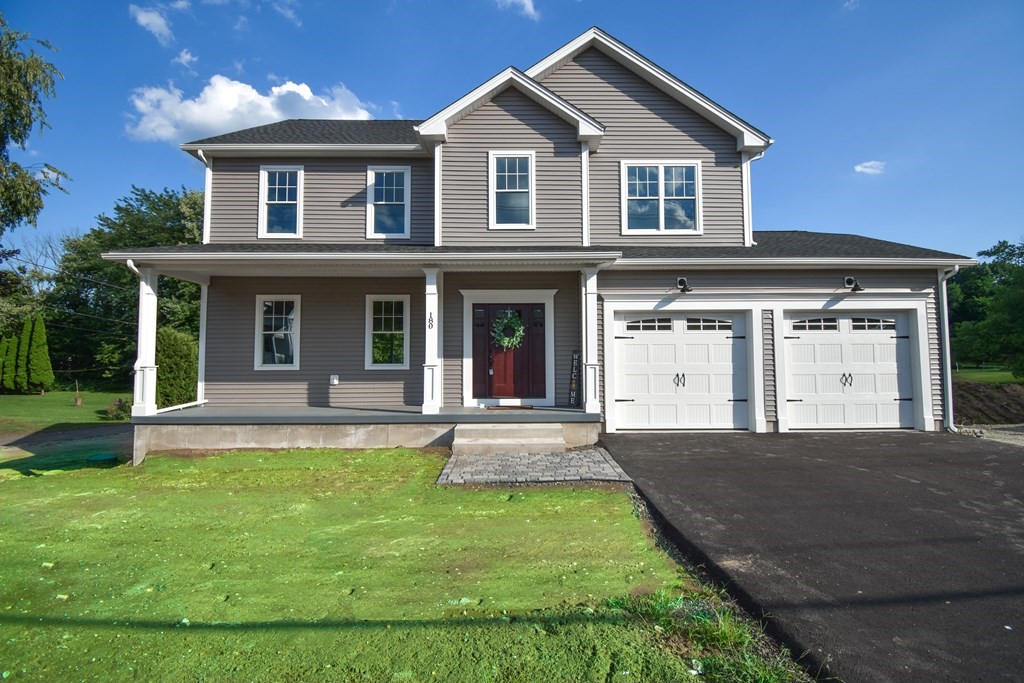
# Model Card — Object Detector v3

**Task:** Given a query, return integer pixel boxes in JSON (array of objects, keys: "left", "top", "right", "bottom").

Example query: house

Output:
[{"left": 104, "top": 28, "right": 974, "bottom": 464}]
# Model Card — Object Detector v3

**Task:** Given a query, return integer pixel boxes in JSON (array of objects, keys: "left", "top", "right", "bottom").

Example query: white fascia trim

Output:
[
  {"left": 257, "top": 165, "right": 304, "bottom": 239},
  {"left": 460, "top": 289, "right": 557, "bottom": 408},
  {"left": 434, "top": 143, "right": 443, "bottom": 246},
  {"left": 253, "top": 294, "right": 301, "bottom": 371},
  {"left": 581, "top": 143, "right": 591, "bottom": 247},
  {"left": 183, "top": 143, "right": 425, "bottom": 158},
  {"left": 103, "top": 250, "right": 622, "bottom": 264},
  {"left": 610, "top": 257, "right": 978, "bottom": 269},
  {"left": 489, "top": 150, "right": 537, "bottom": 231},
  {"left": 619, "top": 159, "right": 703, "bottom": 235},
  {"left": 416, "top": 68, "right": 604, "bottom": 151},
  {"left": 365, "top": 294, "right": 412, "bottom": 370},
  {"left": 524, "top": 28, "right": 772, "bottom": 153},
  {"left": 198, "top": 150, "right": 212, "bottom": 245},
  {"left": 366, "top": 165, "right": 412, "bottom": 240}
]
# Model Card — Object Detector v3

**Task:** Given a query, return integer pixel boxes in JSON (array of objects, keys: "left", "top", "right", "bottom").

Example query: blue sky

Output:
[{"left": 4, "top": 0, "right": 1022, "bottom": 259}]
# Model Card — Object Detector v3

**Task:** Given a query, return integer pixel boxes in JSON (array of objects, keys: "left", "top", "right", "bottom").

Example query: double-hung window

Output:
[
  {"left": 621, "top": 160, "right": 701, "bottom": 233},
  {"left": 365, "top": 295, "right": 410, "bottom": 370},
  {"left": 366, "top": 166, "right": 411, "bottom": 239},
  {"left": 489, "top": 151, "right": 535, "bottom": 230},
  {"left": 258, "top": 165, "right": 303, "bottom": 238},
  {"left": 254, "top": 296, "right": 300, "bottom": 370}
]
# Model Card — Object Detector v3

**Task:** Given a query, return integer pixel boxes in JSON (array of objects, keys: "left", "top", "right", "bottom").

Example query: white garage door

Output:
[
  {"left": 784, "top": 312, "right": 914, "bottom": 429},
  {"left": 614, "top": 313, "right": 748, "bottom": 429}
]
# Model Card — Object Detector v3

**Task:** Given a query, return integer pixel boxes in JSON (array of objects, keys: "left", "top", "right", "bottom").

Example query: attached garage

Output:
[
  {"left": 783, "top": 312, "right": 915, "bottom": 429},
  {"left": 613, "top": 312, "right": 748, "bottom": 429}
]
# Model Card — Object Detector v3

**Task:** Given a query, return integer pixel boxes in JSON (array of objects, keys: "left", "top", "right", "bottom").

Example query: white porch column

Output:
[
  {"left": 196, "top": 282, "right": 208, "bottom": 403},
  {"left": 582, "top": 268, "right": 601, "bottom": 414},
  {"left": 132, "top": 267, "right": 159, "bottom": 416},
  {"left": 422, "top": 268, "right": 442, "bottom": 414}
]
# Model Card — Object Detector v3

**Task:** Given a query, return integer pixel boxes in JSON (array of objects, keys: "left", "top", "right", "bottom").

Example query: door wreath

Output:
[{"left": 491, "top": 309, "right": 526, "bottom": 350}]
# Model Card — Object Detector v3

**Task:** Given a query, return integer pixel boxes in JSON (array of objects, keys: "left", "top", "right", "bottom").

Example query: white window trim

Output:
[
  {"left": 619, "top": 159, "right": 703, "bottom": 235},
  {"left": 488, "top": 150, "right": 537, "bottom": 230},
  {"left": 365, "top": 294, "right": 411, "bottom": 370},
  {"left": 366, "top": 165, "right": 412, "bottom": 240},
  {"left": 253, "top": 295, "right": 301, "bottom": 371},
  {"left": 258, "top": 165, "right": 304, "bottom": 239}
]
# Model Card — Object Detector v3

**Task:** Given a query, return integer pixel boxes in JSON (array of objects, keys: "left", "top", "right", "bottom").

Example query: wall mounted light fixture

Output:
[
  {"left": 677, "top": 277, "right": 693, "bottom": 293},
  {"left": 844, "top": 276, "right": 865, "bottom": 293}
]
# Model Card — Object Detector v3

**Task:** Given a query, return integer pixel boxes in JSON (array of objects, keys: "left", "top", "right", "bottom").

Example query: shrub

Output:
[
  {"left": 105, "top": 397, "right": 131, "bottom": 421},
  {"left": 28, "top": 314, "right": 55, "bottom": 392},
  {"left": 1, "top": 334, "right": 16, "bottom": 392},
  {"left": 14, "top": 317, "right": 31, "bottom": 392},
  {"left": 155, "top": 326, "right": 198, "bottom": 408}
]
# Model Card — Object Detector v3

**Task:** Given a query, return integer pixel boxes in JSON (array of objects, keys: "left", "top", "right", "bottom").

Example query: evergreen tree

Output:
[
  {"left": 27, "top": 312, "right": 54, "bottom": 391},
  {"left": 0, "top": 336, "right": 8, "bottom": 390},
  {"left": 155, "top": 326, "right": 197, "bottom": 408},
  {"left": 1, "top": 334, "right": 15, "bottom": 391},
  {"left": 14, "top": 316, "right": 31, "bottom": 392}
]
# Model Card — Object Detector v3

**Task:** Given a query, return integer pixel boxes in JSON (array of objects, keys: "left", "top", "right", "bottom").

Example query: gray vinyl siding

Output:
[
  {"left": 208, "top": 157, "right": 434, "bottom": 244},
  {"left": 762, "top": 309, "right": 776, "bottom": 424},
  {"left": 204, "top": 276, "right": 424, "bottom": 406},
  {"left": 540, "top": 48, "right": 745, "bottom": 247},
  {"left": 441, "top": 271, "right": 581, "bottom": 406},
  {"left": 441, "top": 88, "right": 583, "bottom": 245}
]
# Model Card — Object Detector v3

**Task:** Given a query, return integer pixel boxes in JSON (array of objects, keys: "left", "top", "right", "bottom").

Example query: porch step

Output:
[{"left": 452, "top": 423, "right": 566, "bottom": 456}]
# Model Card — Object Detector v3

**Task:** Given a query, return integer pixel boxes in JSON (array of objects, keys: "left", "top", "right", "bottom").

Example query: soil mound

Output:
[{"left": 953, "top": 380, "right": 1024, "bottom": 425}]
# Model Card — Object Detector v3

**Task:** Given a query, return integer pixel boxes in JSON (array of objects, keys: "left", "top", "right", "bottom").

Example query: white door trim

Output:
[{"left": 460, "top": 289, "right": 557, "bottom": 407}]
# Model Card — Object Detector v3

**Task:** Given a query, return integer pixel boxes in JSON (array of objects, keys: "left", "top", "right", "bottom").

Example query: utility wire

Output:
[
  {"left": 42, "top": 305, "right": 137, "bottom": 327},
  {"left": 44, "top": 321, "right": 137, "bottom": 340},
  {"left": 3, "top": 255, "right": 134, "bottom": 291}
]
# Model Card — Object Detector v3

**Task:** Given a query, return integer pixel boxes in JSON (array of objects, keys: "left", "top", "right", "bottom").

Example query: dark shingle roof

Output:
[
  {"left": 106, "top": 231, "right": 970, "bottom": 262},
  {"left": 185, "top": 119, "right": 423, "bottom": 146}
]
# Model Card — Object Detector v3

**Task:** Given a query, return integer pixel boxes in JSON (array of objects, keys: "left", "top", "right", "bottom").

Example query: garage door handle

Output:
[
  {"left": 615, "top": 335, "right": 634, "bottom": 339},
  {"left": 678, "top": 372, "right": 685, "bottom": 387},
  {"left": 894, "top": 397, "right": 913, "bottom": 402},
  {"left": 787, "top": 399, "right": 804, "bottom": 402},
  {"left": 615, "top": 399, "right": 635, "bottom": 403},
  {"left": 891, "top": 335, "right": 910, "bottom": 339},
  {"left": 726, "top": 335, "right": 746, "bottom": 339}
]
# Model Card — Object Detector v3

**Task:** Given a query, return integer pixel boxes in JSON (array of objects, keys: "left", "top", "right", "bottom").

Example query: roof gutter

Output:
[
  {"left": 180, "top": 143, "right": 427, "bottom": 159},
  {"left": 611, "top": 257, "right": 978, "bottom": 270},
  {"left": 102, "top": 250, "right": 623, "bottom": 264}
]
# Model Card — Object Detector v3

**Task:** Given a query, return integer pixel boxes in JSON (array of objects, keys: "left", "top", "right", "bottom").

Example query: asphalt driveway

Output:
[{"left": 601, "top": 431, "right": 1024, "bottom": 682}]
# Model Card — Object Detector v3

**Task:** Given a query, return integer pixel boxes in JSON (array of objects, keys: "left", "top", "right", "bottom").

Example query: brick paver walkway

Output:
[{"left": 436, "top": 448, "right": 631, "bottom": 485}]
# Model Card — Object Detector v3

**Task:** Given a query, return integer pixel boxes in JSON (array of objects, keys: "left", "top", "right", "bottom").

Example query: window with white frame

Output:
[
  {"left": 489, "top": 151, "right": 535, "bottom": 229},
  {"left": 255, "top": 296, "right": 300, "bottom": 369},
  {"left": 366, "top": 166, "right": 411, "bottom": 238},
  {"left": 621, "top": 161, "right": 701, "bottom": 233},
  {"left": 258, "top": 166, "right": 303, "bottom": 238},
  {"left": 365, "top": 295, "right": 410, "bottom": 370}
]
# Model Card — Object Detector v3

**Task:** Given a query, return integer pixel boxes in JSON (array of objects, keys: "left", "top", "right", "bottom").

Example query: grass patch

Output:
[
  {"left": 0, "top": 391, "right": 132, "bottom": 435},
  {"left": 0, "top": 448, "right": 805, "bottom": 681},
  {"left": 953, "top": 368, "right": 1024, "bottom": 384}
]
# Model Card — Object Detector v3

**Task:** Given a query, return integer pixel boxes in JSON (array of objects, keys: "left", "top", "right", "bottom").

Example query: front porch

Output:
[{"left": 131, "top": 404, "right": 601, "bottom": 465}]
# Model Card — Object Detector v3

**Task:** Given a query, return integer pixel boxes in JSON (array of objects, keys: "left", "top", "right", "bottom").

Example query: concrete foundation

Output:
[{"left": 132, "top": 420, "right": 601, "bottom": 465}]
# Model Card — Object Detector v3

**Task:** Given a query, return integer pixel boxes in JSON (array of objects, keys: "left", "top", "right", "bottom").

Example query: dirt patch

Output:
[{"left": 953, "top": 380, "right": 1024, "bottom": 425}]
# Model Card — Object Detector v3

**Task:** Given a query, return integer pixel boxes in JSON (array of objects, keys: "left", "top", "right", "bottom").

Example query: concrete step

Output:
[{"left": 452, "top": 423, "right": 566, "bottom": 456}]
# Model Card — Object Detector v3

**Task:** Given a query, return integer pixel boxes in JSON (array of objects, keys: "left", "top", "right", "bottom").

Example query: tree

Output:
[
  {"left": 0, "top": 12, "right": 68, "bottom": 242},
  {"left": 155, "top": 326, "right": 198, "bottom": 408},
  {"left": 44, "top": 187, "right": 202, "bottom": 388},
  {"left": 27, "top": 312, "right": 53, "bottom": 391},
  {"left": 13, "top": 316, "right": 30, "bottom": 391},
  {"left": 0, "top": 336, "right": 7, "bottom": 388},
  {"left": 1, "top": 333, "right": 15, "bottom": 391}
]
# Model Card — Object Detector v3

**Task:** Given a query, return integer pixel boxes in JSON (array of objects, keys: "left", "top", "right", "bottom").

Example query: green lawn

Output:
[
  {"left": 0, "top": 448, "right": 804, "bottom": 682},
  {"left": 953, "top": 367, "right": 1024, "bottom": 384},
  {"left": 0, "top": 391, "right": 131, "bottom": 435}
]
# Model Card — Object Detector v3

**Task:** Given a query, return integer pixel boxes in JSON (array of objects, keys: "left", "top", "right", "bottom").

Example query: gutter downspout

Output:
[
  {"left": 938, "top": 265, "right": 960, "bottom": 432},
  {"left": 745, "top": 151, "right": 765, "bottom": 246}
]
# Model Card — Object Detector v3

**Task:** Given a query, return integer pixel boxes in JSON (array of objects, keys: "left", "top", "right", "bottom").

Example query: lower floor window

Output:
[
  {"left": 366, "top": 295, "right": 410, "bottom": 369},
  {"left": 255, "top": 296, "right": 300, "bottom": 369}
]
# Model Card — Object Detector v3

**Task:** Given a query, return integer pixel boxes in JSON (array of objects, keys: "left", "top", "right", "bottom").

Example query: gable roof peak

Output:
[{"left": 526, "top": 27, "right": 773, "bottom": 154}]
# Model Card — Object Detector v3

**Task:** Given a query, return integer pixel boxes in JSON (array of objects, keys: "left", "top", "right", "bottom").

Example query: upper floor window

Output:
[
  {"left": 366, "top": 166, "right": 411, "bottom": 239},
  {"left": 258, "top": 166, "right": 303, "bottom": 238},
  {"left": 620, "top": 160, "right": 701, "bottom": 234},
  {"left": 489, "top": 151, "right": 535, "bottom": 230},
  {"left": 254, "top": 296, "right": 300, "bottom": 370}
]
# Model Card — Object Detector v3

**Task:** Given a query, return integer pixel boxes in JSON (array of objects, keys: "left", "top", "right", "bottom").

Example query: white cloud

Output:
[
  {"left": 233, "top": 14, "right": 249, "bottom": 31},
  {"left": 842, "top": 0, "right": 861, "bottom": 9},
  {"left": 495, "top": 0, "right": 540, "bottom": 21},
  {"left": 126, "top": 75, "right": 372, "bottom": 142},
  {"left": 854, "top": 160, "right": 886, "bottom": 175},
  {"left": 390, "top": 100, "right": 403, "bottom": 119},
  {"left": 129, "top": 5, "right": 174, "bottom": 46},
  {"left": 272, "top": 0, "right": 302, "bottom": 26},
  {"left": 169, "top": 0, "right": 191, "bottom": 9},
  {"left": 173, "top": 48, "right": 198, "bottom": 70}
]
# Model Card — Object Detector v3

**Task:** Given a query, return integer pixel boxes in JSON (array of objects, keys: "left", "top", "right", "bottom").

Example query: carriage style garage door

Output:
[
  {"left": 784, "top": 312, "right": 915, "bottom": 429},
  {"left": 613, "top": 312, "right": 748, "bottom": 429}
]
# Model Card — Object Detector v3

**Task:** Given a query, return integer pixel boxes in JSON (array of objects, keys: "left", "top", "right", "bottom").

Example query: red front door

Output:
[{"left": 472, "top": 303, "right": 545, "bottom": 399}]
